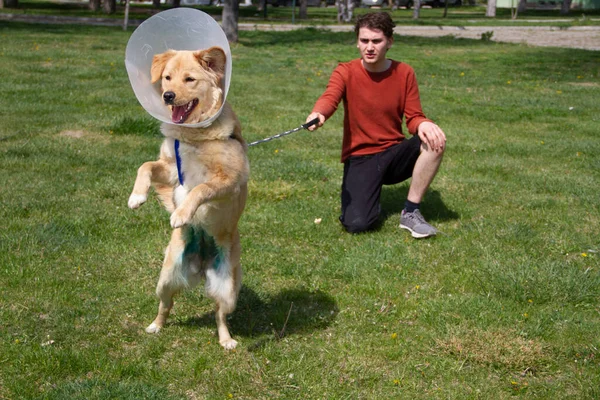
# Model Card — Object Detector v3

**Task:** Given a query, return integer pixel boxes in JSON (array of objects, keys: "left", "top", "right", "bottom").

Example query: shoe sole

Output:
[{"left": 400, "top": 224, "right": 436, "bottom": 239}]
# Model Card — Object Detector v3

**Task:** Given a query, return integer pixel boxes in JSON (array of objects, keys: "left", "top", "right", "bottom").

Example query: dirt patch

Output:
[
  {"left": 389, "top": 25, "right": 600, "bottom": 51},
  {"left": 2, "top": 13, "right": 598, "bottom": 51},
  {"left": 60, "top": 130, "right": 87, "bottom": 138},
  {"left": 239, "top": 23, "right": 600, "bottom": 51},
  {"left": 435, "top": 327, "right": 549, "bottom": 370},
  {"left": 569, "top": 81, "right": 600, "bottom": 87}
]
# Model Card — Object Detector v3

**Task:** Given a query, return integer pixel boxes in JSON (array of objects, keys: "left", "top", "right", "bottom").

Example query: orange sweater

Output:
[{"left": 313, "top": 59, "right": 431, "bottom": 162}]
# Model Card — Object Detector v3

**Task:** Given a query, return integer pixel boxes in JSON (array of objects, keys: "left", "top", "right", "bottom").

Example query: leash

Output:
[
  {"left": 247, "top": 117, "right": 319, "bottom": 147},
  {"left": 174, "top": 117, "right": 320, "bottom": 185}
]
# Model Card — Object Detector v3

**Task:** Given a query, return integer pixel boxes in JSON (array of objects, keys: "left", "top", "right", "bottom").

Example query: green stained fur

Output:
[{"left": 182, "top": 226, "right": 223, "bottom": 270}]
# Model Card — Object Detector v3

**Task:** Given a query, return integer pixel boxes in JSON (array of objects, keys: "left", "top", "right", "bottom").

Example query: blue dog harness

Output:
[{"left": 174, "top": 139, "right": 184, "bottom": 185}]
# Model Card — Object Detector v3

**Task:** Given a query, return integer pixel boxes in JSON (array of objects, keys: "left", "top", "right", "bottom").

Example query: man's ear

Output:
[
  {"left": 194, "top": 46, "right": 226, "bottom": 79},
  {"left": 151, "top": 50, "right": 176, "bottom": 84}
]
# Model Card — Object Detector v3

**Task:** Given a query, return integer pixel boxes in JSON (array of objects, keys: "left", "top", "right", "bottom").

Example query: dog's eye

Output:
[
  {"left": 185, "top": 77, "right": 196, "bottom": 83},
  {"left": 165, "top": 76, "right": 171, "bottom": 81}
]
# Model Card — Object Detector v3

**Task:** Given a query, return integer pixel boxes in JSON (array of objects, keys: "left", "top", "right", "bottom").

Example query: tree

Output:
[
  {"left": 258, "top": 0, "right": 268, "bottom": 19},
  {"left": 89, "top": 0, "right": 101, "bottom": 11},
  {"left": 486, "top": 0, "right": 496, "bottom": 17},
  {"left": 103, "top": 0, "right": 116, "bottom": 14},
  {"left": 336, "top": 0, "right": 355, "bottom": 23},
  {"left": 299, "top": 0, "right": 308, "bottom": 20},
  {"left": 152, "top": 0, "right": 161, "bottom": 8},
  {"left": 561, "top": 0, "right": 572, "bottom": 15},
  {"left": 1, "top": 0, "right": 19, "bottom": 8},
  {"left": 222, "top": 0, "right": 240, "bottom": 43},
  {"left": 412, "top": 0, "right": 421, "bottom": 20},
  {"left": 510, "top": 0, "right": 526, "bottom": 19}
]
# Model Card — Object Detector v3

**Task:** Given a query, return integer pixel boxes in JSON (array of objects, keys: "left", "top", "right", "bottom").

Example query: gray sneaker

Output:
[{"left": 400, "top": 209, "right": 437, "bottom": 239}]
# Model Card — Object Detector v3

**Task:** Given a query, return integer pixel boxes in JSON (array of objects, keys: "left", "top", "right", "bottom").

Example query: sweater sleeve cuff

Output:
[{"left": 407, "top": 117, "right": 433, "bottom": 135}]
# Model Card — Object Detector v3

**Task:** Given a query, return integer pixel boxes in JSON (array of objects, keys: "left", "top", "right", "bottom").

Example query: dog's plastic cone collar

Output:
[{"left": 125, "top": 8, "right": 232, "bottom": 128}]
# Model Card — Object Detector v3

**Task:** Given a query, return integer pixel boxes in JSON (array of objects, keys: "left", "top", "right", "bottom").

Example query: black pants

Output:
[{"left": 340, "top": 136, "right": 422, "bottom": 233}]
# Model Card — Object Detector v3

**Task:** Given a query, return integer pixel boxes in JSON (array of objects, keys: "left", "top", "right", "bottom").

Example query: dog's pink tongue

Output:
[{"left": 171, "top": 105, "right": 187, "bottom": 124}]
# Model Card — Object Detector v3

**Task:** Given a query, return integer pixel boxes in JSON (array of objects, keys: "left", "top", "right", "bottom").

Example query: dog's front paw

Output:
[
  {"left": 145, "top": 322, "right": 161, "bottom": 334},
  {"left": 128, "top": 193, "right": 147, "bottom": 209},
  {"left": 170, "top": 208, "right": 192, "bottom": 228},
  {"left": 220, "top": 338, "right": 238, "bottom": 350}
]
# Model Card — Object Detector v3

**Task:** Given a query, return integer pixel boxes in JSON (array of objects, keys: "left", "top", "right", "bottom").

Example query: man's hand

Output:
[
  {"left": 417, "top": 121, "right": 446, "bottom": 152},
  {"left": 306, "top": 112, "right": 325, "bottom": 131}
]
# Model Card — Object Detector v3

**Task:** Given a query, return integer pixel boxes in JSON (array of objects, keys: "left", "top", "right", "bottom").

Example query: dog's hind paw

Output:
[
  {"left": 220, "top": 338, "right": 238, "bottom": 350},
  {"left": 128, "top": 193, "right": 147, "bottom": 209},
  {"left": 145, "top": 322, "right": 161, "bottom": 334}
]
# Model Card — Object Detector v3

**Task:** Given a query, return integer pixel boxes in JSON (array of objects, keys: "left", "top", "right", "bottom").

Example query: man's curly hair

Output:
[{"left": 354, "top": 12, "right": 396, "bottom": 39}]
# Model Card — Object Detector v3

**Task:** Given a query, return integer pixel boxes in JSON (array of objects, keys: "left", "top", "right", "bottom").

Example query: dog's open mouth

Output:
[{"left": 171, "top": 99, "right": 199, "bottom": 124}]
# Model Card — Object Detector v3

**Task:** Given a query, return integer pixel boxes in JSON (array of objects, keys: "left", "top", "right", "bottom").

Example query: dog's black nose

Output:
[{"left": 163, "top": 91, "right": 176, "bottom": 104}]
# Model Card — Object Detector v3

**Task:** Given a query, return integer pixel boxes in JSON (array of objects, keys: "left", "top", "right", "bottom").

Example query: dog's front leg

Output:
[{"left": 128, "top": 160, "right": 174, "bottom": 209}]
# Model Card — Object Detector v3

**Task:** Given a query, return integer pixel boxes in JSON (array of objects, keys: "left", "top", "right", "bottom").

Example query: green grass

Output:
[
  {"left": 1, "top": 20, "right": 600, "bottom": 399},
  {"left": 2, "top": 0, "right": 600, "bottom": 27}
]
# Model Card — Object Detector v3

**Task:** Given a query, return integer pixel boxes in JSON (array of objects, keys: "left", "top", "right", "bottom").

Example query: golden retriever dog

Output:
[{"left": 127, "top": 46, "right": 249, "bottom": 350}]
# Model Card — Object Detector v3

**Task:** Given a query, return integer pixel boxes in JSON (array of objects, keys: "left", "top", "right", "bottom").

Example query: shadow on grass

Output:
[
  {"left": 380, "top": 186, "right": 459, "bottom": 224},
  {"left": 176, "top": 285, "right": 338, "bottom": 350}
]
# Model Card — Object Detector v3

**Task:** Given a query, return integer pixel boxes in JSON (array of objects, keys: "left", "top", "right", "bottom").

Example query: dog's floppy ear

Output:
[
  {"left": 151, "top": 50, "right": 176, "bottom": 84},
  {"left": 194, "top": 47, "right": 226, "bottom": 78}
]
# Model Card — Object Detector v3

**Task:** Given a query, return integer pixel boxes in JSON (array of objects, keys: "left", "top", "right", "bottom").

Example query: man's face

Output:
[{"left": 357, "top": 27, "right": 393, "bottom": 67}]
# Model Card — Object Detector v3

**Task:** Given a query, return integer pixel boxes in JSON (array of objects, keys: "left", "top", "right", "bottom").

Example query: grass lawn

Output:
[{"left": 1, "top": 19, "right": 599, "bottom": 399}]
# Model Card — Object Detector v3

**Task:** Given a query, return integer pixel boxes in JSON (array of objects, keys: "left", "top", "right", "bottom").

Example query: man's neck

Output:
[{"left": 361, "top": 59, "right": 392, "bottom": 73}]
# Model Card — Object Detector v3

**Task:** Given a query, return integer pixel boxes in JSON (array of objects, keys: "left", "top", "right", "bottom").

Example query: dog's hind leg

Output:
[
  {"left": 145, "top": 243, "right": 179, "bottom": 334},
  {"left": 206, "top": 232, "right": 242, "bottom": 350},
  {"left": 146, "top": 229, "right": 200, "bottom": 334}
]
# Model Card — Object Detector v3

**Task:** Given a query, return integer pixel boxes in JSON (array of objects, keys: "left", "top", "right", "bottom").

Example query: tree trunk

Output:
[
  {"left": 299, "top": 0, "right": 308, "bottom": 19},
  {"left": 259, "top": 0, "right": 267, "bottom": 18},
  {"left": 89, "top": 0, "right": 101, "bottom": 11},
  {"left": 412, "top": 0, "right": 421, "bottom": 20},
  {"left": 560, "top": 0, "right": 572, "bottom": 15},
  {"left": 486, "top": 0, "right": 496, "bottom": 17},
  {"left": 1, "top": 0, "right": 19, "bottom": 8},
  {"left": 336, "top": 0, "right": 354, "bottom": 23},
  {"left": 443, "top": 0, "right": 449, "bottom": 17},
  {"left": 348, "top": 0, "right": 354, "bottom": 21},
  {"left": 103, "top": 0, "right": 116, "bottom": 14},
  {"left": 222, "top": 0, "right": 239, "bottom": 43},
  {"left": 510, "top": 0, "right": 518, "bottom": 19},
  {"left": 123, "top": 0, "right": 130, "bottom": 30},
  {"left": 152, "top": 0, "right": 160, "bottom": 8}
]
